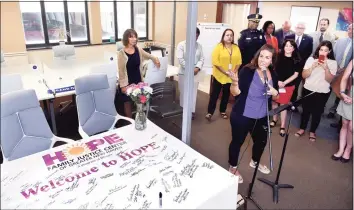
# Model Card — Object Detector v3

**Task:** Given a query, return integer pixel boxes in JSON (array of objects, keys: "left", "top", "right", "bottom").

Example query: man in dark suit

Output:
[
  {"left": 274, "top": 20, "right": 294, "bottom": 49},
  {"left": 285, "top": 22, "right": 313, "bottom": 104}
]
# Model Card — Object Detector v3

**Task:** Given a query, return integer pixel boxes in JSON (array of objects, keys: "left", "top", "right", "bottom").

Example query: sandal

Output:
[
  {"left": 229, "top": 166, "right": 243, "bottom": 183},
  {"left": 270, "top": 120, "right": 277, "bottom": 127},
  {"left": 279, "top": 128, "right": 286, "bottom": 137},
  {"left": 295, "top": 130, "right": 305, "bottom": 137},
  {"left": 205, "top": 113, "right": 212, "bottom": 121},
  {"left": 220, "top": 113, "right": 228, "bottom": 119},
  {"left": 309, "top": 134, "right": 316, "bottom": 142}
]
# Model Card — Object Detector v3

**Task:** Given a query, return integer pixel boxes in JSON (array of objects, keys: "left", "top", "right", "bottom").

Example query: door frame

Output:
[
  {"left": 216, "top": 1, "right": 258, "bottom": 23},
  {"left": 209, "top": 1, "right": 258, "bottom": 101}
]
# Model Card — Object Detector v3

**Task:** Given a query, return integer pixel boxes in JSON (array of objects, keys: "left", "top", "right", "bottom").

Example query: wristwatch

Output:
[{"left": 340, "top": 90, "right": 346, "bottom": 94}]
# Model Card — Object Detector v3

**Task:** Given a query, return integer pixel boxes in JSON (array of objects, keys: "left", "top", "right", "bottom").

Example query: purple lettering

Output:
[
  {"left": 140, "top": 145, "right": 149, "bottom": 153},
  {"left": 148, "top": 142, "right": 159, "bottom": 150},
  {"left": 40, "top": 185, "right": 49, "bottom": 192},
  {"left": 20, "top": 186, "right": 39, "bottom": 199},
  {"left": 90, "top": 167, "right": 99, "bottom": 172},
  {"left": 119, "top": 152, "right": 134, "bottom": 161},
  {"left": 42, "top": 151, "right": 67, "bottom": 166},
  {"left": 108, "top": 160, "right": 117, "bottom": 165},
  {"left": 65, "top": 176, "right": 75, "bottom": 182},
  {"left": 85, "top": 139, "right": 105, "bottom": 151},
  {"left": 103, "top": 133, "right": 123, "bottom": 144},
  {"left": 131, "top": 149, "right": 142, "bottom": 156}
]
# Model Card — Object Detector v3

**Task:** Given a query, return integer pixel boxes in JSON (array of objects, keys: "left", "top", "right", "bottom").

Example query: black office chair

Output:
[{"left": 148, "top": 81, "right": 183, "bottom": 127}]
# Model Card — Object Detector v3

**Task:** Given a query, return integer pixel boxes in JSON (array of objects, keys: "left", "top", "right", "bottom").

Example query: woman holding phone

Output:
[
  {"left": 271, "top": 39, "right": 301, "bottom": 137},
  {"left": 332, "top": 60, "right": 353, "bottom": 162},
  {"left": 295, "top": 41, "right": 337, "bottom": 141},
  {"left": 205, "top": 29, "right": 242, "bottom": 121}
]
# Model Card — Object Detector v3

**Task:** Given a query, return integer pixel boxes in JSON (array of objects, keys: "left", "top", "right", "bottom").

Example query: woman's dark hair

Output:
[
  {"left": 247, "top": 44, "right": 277, "bottom": 69},
  {"left": 262, "top": 21, "right": 275, "bottom": 36},
  {"left": 278, "top": 39, "right": 302, "bottom": 64},
  {"left": 122, "top": 29, "right": 138, "bottom": 46},
  {"left": 313, "top": 40, "right": 335, "bottom": 60},
  {"left": 220, "top": 28, "right": 235, "bottom": 46},
  {"left": 196, "top": 27, "right": 200, "bottom": 36}
]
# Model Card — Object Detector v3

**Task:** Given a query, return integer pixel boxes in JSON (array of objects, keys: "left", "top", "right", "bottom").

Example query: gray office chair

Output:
[
  {"left": 52, "top": 44, "right": 76, "bottom": 60},
  {"left": 52, "top": 44, "right": 76, "bottom": 115},
  {"left": 116, "top": 41, "right": 124, "bottom": 51},
  {"left": 90, "top": 62, "right": 117, "bottom": 101},
  {"left": 1, "top": 74, "right": 24, "bottom": 95},
  {"left": 149, "top": 81, "right": 183, "bottom": 127},
  {"left": 75, "top": 74, "right": 134, "bottom": 138},
  {"left": 0, "top": 89, "right": 75, "bottom": 162}
]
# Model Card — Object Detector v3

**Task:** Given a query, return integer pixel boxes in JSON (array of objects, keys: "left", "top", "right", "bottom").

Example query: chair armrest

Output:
[
  {"left": 51, "top": 136, "right": 77, "bottom": 148},
  {"left": 78, "top": 126, "right": 90, "bottom": 139}
]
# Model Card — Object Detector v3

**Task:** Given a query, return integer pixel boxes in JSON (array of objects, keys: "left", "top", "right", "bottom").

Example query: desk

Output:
[
  {"left": 42, "top": 60, "right": 180, "bottom": 134},
  {"left": 1, "top": 121, "right": 238, "bottom": 209},
  {"left": 1, "top": 65, "right": 57, "bottom": 133}
]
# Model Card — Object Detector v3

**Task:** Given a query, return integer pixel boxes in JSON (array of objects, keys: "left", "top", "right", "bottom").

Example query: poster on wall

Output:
[{"left": 336, "top": 8, "right": 353, "bottom": 31}]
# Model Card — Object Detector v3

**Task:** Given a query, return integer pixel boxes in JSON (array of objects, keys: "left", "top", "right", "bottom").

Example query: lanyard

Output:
[{"left": 227, "top": 47, "right": 233, "bottom": 63}]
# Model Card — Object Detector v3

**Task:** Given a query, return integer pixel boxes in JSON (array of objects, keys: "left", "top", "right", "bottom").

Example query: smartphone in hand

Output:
[{"left": 318, "top": 55, "right": 325, "bottom": 64}]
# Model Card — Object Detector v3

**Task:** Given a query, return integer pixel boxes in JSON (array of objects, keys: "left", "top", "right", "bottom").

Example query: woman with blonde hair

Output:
[{"left": 117, "top": 29, "right": 160, "bottom": 118}]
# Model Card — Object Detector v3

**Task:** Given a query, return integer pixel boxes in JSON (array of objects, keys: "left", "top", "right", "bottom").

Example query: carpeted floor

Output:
[{"left": 2, "top": 86, "right": 352, "bottom": 209}]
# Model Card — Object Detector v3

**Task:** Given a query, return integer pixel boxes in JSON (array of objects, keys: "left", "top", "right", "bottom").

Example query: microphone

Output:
[{"left": 262, "top": 67, "right": 270, "bottom": 91}]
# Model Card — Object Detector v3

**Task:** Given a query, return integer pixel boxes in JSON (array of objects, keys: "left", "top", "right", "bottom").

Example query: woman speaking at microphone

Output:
[{"left": 228, "top": 44, "right": 279, "bottom": 183}]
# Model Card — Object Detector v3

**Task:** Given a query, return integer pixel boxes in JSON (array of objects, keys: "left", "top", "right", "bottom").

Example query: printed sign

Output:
[{"left": 47, "top": 85, "right": 75, "bottom": 94}]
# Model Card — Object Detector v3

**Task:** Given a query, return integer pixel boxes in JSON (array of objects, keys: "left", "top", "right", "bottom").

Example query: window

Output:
[
  {"left": 100, "top": 0, "right": 148, "bottom": 42},
  {"left": 133, "top": 2, "right": 147, "bottom": 38},
  {"left": 19, "top": 0, "right": 90, "bottom": 48},
  {"left": 19, "top": 1, "right": 45, "bottom": 44},
  {"left": 100, "top": 1, "right": 115, "bottom": 40}
]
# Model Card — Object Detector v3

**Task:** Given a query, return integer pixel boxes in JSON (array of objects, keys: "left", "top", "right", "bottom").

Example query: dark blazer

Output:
[
  {"left": 285, "top": 33, "right": 313, "bottom": 69},
  {"left": 232, "top": 66, "right": 279, "bottom": 118},
  {"left": 274, "top": 29, "right": 294, "bottom": 49}
]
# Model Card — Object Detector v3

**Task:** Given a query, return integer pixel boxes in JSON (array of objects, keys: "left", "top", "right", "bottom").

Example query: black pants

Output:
[
  {"left": 300, "top": 88, "right": 331, "bottom": 133},
  {"left": 229, "top": 112, "right": 268, "bottom": 167},
  {"left": 207, "top": 76, "right": 231, "bottom": 115},
  {"left": 290, "top": 78, "right": 302, "bottom": 102}
]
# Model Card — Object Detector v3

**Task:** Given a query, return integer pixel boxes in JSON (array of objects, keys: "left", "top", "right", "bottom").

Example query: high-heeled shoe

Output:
[
  {"left": 279, "top": 128, "right": 285, "bottom": 137},
  {"left": 331, "top": 154, "right": 341, "bottom": 161},
  {"left": 340, "top": 157, "right": 350, "bottom": 163}
]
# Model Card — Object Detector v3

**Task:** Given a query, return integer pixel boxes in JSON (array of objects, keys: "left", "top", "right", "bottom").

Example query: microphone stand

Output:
[
  {"left": 243, "top": 70, "right": 271, "bottom": 210},
  {"left": 257, "top": 91, "right": 316, "bottom": 203}
]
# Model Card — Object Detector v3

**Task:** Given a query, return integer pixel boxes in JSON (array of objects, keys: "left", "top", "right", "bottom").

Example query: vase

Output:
[{"left": 135, "top": 103, "right": 147, "bottom": 130}]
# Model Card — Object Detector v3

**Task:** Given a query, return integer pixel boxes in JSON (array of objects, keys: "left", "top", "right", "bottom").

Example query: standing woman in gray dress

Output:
[{"left": 332, "top": 60, "right": 353, "bottom": 163}]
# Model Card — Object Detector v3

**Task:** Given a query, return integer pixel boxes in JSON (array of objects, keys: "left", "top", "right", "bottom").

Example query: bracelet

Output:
[{"left": 340, "top": 90, "right": 346, "bottom": 94}]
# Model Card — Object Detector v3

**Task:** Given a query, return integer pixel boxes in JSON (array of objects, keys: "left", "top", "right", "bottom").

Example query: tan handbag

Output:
[
  {"left": 331, "top": 71, "right": 344, "bottom": 99},
  {"left": 331, "top": 70, "right": 353, "bottom": 99}
]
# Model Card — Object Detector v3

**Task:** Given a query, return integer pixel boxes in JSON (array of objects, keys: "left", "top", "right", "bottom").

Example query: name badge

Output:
[
  {"left": 259, "top": 35, "right": 263, "bottom": 39},
  {"left": 246, "top": 37, "right": 251, "bottom": 40},
  {"left": 279, "top": 88, "right": 286, "bottom": 93},
  {"left": 228, "top": 63, "right": 232, "bottom": 70}
]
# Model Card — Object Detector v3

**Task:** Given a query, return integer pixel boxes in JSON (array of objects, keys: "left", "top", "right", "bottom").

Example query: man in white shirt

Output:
[
  {"left": 310, "top": 18, "right": 336, "bottom": 54},
  {"left": 176, "top": 28, "right": 204, "bottom": 120}
]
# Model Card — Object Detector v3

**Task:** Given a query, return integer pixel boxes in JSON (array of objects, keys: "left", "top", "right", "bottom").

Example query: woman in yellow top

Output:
[{"left": 206, "top": 29, "right": 242, "bottom": 121}]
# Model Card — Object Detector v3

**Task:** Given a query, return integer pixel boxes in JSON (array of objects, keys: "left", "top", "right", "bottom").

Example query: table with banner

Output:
[{"left": 1, "top": 121, "right": 238, "bottom": 209}]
